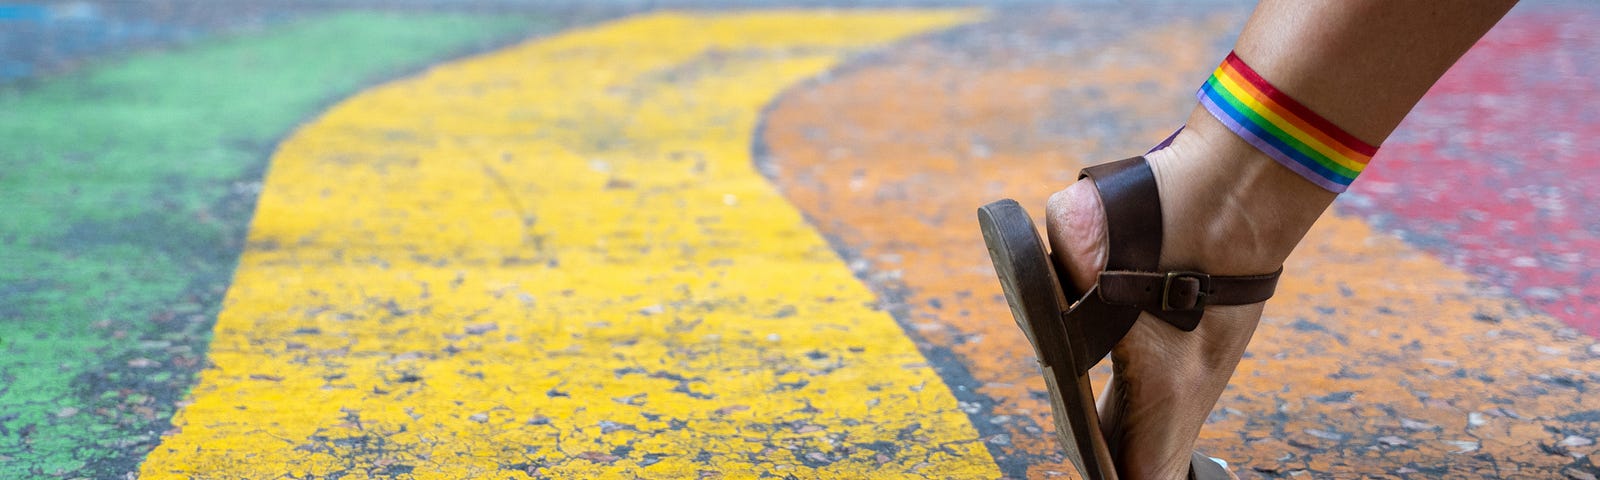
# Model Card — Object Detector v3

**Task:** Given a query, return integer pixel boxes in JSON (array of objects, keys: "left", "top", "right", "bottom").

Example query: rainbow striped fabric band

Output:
[{"left": 1198, "top": 52, "right": 1378, "bottom": 192}]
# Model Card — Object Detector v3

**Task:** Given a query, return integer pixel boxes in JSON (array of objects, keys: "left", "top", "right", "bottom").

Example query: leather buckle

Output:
[{"left": 1161, "top": 271, "right": 1211, "bottom": 311}]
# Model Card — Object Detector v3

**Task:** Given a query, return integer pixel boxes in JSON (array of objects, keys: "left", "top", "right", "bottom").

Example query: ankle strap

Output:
[
  {"left": 1096, "top": 269, "right": 1282, "bottom": 329},
  {"left": 1079, "top": 156, "right": 1282, "bottom": 332}
]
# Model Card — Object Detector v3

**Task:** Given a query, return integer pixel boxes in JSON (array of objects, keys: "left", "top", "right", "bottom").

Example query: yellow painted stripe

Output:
[{"left": 139, "top": 11, "right": 996, "bottom": 479}]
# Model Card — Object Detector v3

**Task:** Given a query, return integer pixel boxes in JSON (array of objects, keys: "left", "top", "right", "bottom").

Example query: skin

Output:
[{"left": 1045, "top": 1, "right": 1518, "bottom": 478}]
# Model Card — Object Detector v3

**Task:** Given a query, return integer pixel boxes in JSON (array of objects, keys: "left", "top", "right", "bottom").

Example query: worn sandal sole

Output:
[{"left": 978, "top": 199, "right": 1117, "bottom": 480}]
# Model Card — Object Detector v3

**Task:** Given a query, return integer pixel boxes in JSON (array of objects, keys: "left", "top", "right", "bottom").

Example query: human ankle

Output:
[{"left": 1143, "top": 109, "right": 1337, "bottom": 276}]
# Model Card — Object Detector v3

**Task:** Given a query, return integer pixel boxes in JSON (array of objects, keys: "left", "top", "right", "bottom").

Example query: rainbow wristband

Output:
[{"left": 1197, "top": 52, "right": 1378, "bottom": 193}]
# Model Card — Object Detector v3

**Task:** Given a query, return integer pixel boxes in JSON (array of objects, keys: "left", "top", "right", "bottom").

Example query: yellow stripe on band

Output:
[{"left": 1211, "top": 65, "right": 1370, "bottom": 172}]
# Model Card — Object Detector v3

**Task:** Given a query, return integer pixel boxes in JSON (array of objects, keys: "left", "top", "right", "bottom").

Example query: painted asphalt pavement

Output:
[{"left": 3, "top": 3, "right": 1599, "bottom": 478}]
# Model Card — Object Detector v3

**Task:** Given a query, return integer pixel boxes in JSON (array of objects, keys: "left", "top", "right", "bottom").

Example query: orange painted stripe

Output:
[{"left": 761, "top": 9, "right": 1600, "bottom": 476}]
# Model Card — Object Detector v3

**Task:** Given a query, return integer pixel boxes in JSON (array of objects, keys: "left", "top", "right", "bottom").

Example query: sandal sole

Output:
[{"left": 978, "top": 199, "right": 1115, "bottom": 480}]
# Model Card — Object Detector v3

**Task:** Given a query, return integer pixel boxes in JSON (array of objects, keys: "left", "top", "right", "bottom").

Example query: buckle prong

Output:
[{"left": 1161, "top": 271, "right": 1211, "bottom": 311}]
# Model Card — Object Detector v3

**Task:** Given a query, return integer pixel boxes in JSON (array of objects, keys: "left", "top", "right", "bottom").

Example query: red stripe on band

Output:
[{"left": 1222, "top": 52, "right": 1379, "bottom": 156}]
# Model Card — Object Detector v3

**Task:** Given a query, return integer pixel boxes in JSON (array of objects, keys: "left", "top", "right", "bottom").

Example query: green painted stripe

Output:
[{"left": 0, "top": 12, "right": 562, "bottom": 478}]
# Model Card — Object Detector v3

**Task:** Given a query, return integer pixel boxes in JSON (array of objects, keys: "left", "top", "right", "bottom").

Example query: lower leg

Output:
[{"left": 1047, "top": 1, "right": 1516, "bottom": 478}]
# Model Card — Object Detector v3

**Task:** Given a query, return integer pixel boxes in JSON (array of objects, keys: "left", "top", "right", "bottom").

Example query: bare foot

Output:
[{"left": 1045, "top": 109, "right": 1336, "bottom": 479}]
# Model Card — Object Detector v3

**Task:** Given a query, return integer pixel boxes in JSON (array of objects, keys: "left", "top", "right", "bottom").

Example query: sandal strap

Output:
[
  {"left": 1097, "top": 268, "right": 1282, "bottom": 312},
  {"left": 1080, "top": 157, "right": 1163, "bottom": 274},
  {"left": 1078, "top": 156, "right": 1283, "bottom": 332}
]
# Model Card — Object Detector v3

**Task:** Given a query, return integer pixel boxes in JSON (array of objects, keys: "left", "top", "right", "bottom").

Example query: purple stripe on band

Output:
[{"left": 1147, "top": 125, "right": 1184, "bottom": 154}]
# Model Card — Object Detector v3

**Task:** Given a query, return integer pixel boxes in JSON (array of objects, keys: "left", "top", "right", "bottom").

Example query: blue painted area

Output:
[
  {"left": 0, "top": 59, "right": 29, "bottom": 78},
  {"left": 0, "top": 4, "right": 47, "bottom": 21},
  {"left": 0, "top": 2, "right": 278, "bottom": 83}
]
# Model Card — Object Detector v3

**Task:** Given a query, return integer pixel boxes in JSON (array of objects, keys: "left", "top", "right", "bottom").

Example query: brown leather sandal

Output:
[{"left": 977, "top": 156, "right": 1281, "bottom": 480}]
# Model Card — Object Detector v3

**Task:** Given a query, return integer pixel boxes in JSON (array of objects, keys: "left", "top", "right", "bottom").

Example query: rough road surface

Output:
[{"left": 2, "top": 2, "right": 1598, "bottom": 478}]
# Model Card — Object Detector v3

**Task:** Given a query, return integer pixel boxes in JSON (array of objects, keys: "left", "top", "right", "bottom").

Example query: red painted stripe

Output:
[{"left": 1341, "top": 7, "right": 1600, "bottom": 336}]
